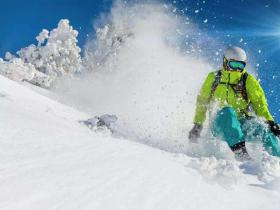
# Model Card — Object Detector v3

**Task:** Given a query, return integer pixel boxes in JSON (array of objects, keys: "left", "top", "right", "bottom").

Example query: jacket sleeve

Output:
[
  {"left": 246, "top": 74, "right": 274, "bottom": 121},
  {"left": 193, "top": 72, "right": 215, "bottom": 124}
]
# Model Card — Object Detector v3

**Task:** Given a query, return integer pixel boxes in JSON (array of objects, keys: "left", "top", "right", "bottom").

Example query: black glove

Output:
[
  {"left": 188, "top": 124, "right": 203, "bottom": 143},
  {"left": 267, "top": 121, "right": 280, "bottom": 137}
]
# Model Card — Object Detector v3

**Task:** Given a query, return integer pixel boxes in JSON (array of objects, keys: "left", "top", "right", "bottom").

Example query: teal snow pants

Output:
[{"left": 212, "top": 107, "right": 280, "bottom": 157}]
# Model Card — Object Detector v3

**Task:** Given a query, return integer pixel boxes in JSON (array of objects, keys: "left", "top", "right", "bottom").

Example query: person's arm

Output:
[
  {"left": 246, "top": 74, "right": 280, "bottom": 137},
  {"left": 189, "top": 72, "right": 215, "bottom": 142},
  {"left": 193, "top": 72, "right": 215, "bottom": 124},
  {"left": 246, "top": 74, "right": 274, "bottom": 121}
]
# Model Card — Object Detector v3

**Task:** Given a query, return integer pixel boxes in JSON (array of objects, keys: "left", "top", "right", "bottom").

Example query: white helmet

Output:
[{"left": 224, "top": 46, "right": 247, "bottom": 62}]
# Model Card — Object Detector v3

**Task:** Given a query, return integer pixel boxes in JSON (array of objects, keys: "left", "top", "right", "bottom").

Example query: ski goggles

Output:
[
  {"left": 228, "top": 60, "right": 246, "bottom": 71},
  {"left": 224, "top": 57, "right": 246, "bottom": 71}
]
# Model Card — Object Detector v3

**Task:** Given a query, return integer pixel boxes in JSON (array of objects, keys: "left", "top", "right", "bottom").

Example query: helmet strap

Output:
[{"left": 223, "top": 57, "right": 230, "bottom": 70}]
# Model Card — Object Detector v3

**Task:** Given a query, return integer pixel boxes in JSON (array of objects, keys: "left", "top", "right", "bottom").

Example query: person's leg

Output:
[
  {"left": 211, "top": 107, "right": 250, "bottom": 160},
  {"left": 212, "top": 107, "right": 245, "bottom": 147},
  {"left": 241, "top": 119, "right": 280, "bottom": 157},
  {"left": 263, "top": 134, "right": 280, "bottom": 156}
]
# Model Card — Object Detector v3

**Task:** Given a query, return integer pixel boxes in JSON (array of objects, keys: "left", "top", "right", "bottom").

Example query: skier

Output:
[{"left": 188, "top": 46, "right": 280, "bottom": 160}]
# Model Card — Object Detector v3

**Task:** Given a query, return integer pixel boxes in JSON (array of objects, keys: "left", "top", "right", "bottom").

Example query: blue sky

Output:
[
  {"left": 1, "top": 0, "right": 280, "bottom": 121},
  {"left": 0, "top": 0, "right": 113, "bottom": 57}
]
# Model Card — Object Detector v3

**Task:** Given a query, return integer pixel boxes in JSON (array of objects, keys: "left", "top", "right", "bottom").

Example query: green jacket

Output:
[{"left": 194, "top": 69, "right": 274, "bottom": 124}]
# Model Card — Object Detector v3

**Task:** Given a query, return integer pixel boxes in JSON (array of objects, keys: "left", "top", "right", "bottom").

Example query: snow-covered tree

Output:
[
  {"left": 18, "top": 19, "right": 81, "bottom": 78},
  {"left": 0, "top": 19, "right": 81, "bottom": 88},
  {"left": 0, "top": 58, "right": 52, "bottom": 88}
]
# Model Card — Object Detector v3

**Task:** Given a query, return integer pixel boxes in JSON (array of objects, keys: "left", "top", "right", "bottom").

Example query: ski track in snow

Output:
[{"left": 1, "top": 76, "right": 280, "bottom": 210}]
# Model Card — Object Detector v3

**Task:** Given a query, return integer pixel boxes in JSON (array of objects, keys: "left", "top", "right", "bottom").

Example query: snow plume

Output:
[
  {"left": 54, "top": 1, "right": 213, "bottom": 152},
  {"left": 0, "top": 19, "right": 81, "bottom": 88}
]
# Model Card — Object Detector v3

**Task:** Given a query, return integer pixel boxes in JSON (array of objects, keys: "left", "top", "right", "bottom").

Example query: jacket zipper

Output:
[{"left": 226, "top": 73, "right": 230, "bottom": 104}]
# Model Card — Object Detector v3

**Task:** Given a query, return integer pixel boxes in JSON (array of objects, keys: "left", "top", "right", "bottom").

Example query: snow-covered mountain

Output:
[{"left": 1, "top": 72, "right": 280, "bottom": 210}]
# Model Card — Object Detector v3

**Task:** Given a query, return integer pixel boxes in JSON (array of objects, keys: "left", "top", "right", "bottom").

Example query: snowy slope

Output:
[{"left": 1, "top": 75, "right": 280, "bottom": 210}]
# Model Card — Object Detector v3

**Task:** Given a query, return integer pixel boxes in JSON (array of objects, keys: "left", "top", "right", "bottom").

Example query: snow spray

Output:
[{"left": 55, "top": 1, "right": 217, "bottom": 152}]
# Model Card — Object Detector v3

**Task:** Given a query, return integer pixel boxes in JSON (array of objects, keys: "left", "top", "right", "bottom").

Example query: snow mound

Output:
[
  {"left": 240, "top": 152, "right": 280, "bottom": 187},
  {"left": 189, "top": 156, "right": 242, "bottom": 187}
]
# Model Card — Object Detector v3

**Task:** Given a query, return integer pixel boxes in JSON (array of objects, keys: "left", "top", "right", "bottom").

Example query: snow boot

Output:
[{"left": 230, "top": 141, "right": 251, "bottom": 161}]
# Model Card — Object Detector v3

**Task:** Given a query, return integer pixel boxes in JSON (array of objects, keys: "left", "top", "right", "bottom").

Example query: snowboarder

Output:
[{"left": 188, "top": 46, "right": 280, "bottom": 160}]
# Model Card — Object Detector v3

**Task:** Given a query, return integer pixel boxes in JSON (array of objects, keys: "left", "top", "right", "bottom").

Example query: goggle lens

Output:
[{"left": 228, "top": 61, "right": 246, "bottom": 70}]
